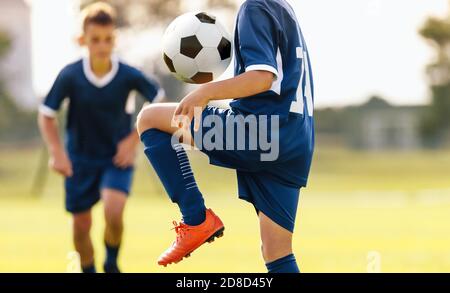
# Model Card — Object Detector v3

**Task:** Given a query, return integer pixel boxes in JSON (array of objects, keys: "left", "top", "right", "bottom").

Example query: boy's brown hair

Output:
[{"left": 81, "top": 2, "right": 117, "bottom": 32}]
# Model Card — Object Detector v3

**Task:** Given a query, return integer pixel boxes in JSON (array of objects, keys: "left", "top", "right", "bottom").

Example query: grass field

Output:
[{"left": 1, "top": 146, "right": 450, "bottom": 272}]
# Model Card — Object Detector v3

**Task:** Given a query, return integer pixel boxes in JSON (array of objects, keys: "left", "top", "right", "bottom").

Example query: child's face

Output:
[{"left": 79, "top": 24, "right": 116, "bottom": 61}]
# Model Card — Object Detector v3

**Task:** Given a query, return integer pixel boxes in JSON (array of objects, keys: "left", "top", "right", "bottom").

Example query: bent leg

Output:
[
  {"left": 137, "top": 103, "right": 193, "bottom": 144},
  {"left": 137, "top": 103, "right": 206, "bottom": 226},
  {"left": 102, "top": 188, "right": 127, "bottom": 273},
  {"left": 102, "top": 189, "right": 127, "bottom": 246},
  {"left": 72, "top": 210, "right": 95, "bottom": 273}
]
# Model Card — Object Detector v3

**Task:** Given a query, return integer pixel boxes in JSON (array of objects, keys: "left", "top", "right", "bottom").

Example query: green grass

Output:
[{"left": 1, "top": 146, "right": 450, "bottom": 272}]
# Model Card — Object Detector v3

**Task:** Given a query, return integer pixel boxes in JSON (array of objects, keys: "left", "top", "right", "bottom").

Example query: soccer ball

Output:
[{"left": 162, "top": 12, "right": 232, "bottom": 84}]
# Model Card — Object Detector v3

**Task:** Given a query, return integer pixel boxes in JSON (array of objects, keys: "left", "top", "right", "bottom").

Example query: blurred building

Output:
[
  {"left": 344, "top": 98, "right": 423, "bottom": 150},
  {"left": 0, "top": 0, "right": 34, "bottom": 109},
  {"left": 316, "top": 97, "right": 425, "bottom": 150}
]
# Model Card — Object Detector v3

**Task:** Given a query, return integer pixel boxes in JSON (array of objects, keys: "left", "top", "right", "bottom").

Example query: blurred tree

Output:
[
  {"left": 0, "top": 31, "right": 10, "bottom": 57},
  {"left": 0, "top": 31, "right": 12, "bottom": 137},
  {"left": 419, "top": 4, "right": 450, "bottom": 144},
  {"left": 0, "top": 31, "right": 38, "bottom": 144},
  {"left": 80, "top": 0, "right": 237, "bottom": 27}
]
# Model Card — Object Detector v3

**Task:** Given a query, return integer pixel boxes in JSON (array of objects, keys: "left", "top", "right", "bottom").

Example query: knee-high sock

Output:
[
  {"left": 141, "top": 129, "right": 206, "bottom": 226},
  {"left": 82, "top": 263, "right": 96, "bottom": 273},
  {"left": 104, "top": 243, "right": 120, "bottom": 268},
  {"left": 266, "top": 254, "right": 300, "bottom": 273}
]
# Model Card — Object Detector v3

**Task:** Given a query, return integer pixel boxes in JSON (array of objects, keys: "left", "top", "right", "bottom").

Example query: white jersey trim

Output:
[
  {"left": 153, "top": 88, "right": 166, "bottom": 103},
  {"left": 82, "top": 55, "right": 120, "bottom": 88},
  {"left": 270, "top": 49, "right": 283, "bottom": 95},
  {"left": 38, "top": 104, "right": 57, "bottom": 118},
  {"left": 245, "top": 64, "right": 279, "bottom": 80}
]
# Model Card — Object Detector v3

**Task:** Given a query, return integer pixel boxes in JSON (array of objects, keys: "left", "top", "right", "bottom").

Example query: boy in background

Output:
[{"left": 38, "top": 2, "right": 164, "bottom": 273}]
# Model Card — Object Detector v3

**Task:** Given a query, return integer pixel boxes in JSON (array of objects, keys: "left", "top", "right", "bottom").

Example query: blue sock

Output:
[
  {"left": 104, "top": 243, "right": 120, "bottom": 267},
  {"left": 82, "top": 263, "right": 96, "bottom": 273},
  {"left": 266, "top": 254, "right": 300, "bottom": 273},
  {"left": 141, "top": 129, "right": 206, "bottom": 226}
]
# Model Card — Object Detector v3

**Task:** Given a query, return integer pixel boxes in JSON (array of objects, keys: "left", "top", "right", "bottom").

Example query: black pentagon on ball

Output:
[
  {"left": 180, "top": 35, "right": 203, "bottom": 59},
  {"left": 196, "top": 12, "right": 216, "bottom": 24},
  {"left": 217, "top": 37, "right": 232, "bottom": 60},
  {"left": 163, "top": 54, "right": 176, "bottom": 73},
  {"left": 191, "top": 72, "right": 213, "bottom": 84}
]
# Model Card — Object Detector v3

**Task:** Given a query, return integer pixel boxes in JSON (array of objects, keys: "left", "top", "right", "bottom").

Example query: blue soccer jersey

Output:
[
  {"left": 40, "top": 56, "right": 164, "bottom": 163},
  {"left": 231, "top": 0, "right": 314, "bottom": 122}
]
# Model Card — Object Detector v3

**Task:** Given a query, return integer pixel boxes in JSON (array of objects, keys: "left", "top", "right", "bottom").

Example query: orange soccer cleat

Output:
[{"left": 158, "top": 209, "right": 225, "bottom": 267}]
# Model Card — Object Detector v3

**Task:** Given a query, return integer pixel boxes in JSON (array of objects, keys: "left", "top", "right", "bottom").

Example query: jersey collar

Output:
[{"left": 82, "top": 55, "right": 119, "bottom": 88}]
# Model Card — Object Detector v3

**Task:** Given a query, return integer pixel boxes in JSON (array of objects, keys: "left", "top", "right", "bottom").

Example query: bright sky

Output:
[
  {"left": 30, "top": 0, "right": 449, "bottom": 107},
  {"left": 289, "top": 0, "right": 449, "bottom": 107}
]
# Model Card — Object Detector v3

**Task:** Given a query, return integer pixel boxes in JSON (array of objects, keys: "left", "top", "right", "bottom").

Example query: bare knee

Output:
[
  {"left": 105, "top": 212, "right": 123, "bottom": 233},
  {"left": 261, "top": 239, "right": 292, "bottom": 263},
  {"left": 73, "top": 212, "right": 92, "bottom": 241},
  {"left": 137, "top": 105, "right": 158, "bottom": 135},
  {"left": 102, "top": 189, "right": 126, "bottom": 236},
  {"left": 259, "top": 212, "right": 293, "bottom": 263}
]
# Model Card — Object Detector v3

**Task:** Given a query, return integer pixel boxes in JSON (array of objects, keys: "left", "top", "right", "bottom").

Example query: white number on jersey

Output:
[{"left": 290, "top": 47, "right": 313, "bottom": 117}]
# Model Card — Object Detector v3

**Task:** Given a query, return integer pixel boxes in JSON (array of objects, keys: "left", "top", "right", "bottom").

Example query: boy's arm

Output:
[
  {"left": 38, "top": 66, "right": 73, "bottom": 177},
  {"left": 38, "top": 114, "right": 73, "bottom": 177},
  {"left": 201, "top": 70, "right": 274, "bottom": 101},
  {"left": 133, "top": 69, "right": 166, "bottom": 104},
  {"left": 113, "top": 130, "right": 139, "bottom": 169},
  {"left": 174, "top": 70, "right": 274, "bottom": 131}
]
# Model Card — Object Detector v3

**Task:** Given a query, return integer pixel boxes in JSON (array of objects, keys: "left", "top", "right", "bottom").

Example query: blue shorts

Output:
[
  {"left": 65, "top": 161, "right": 134, "bottom": 214},
  {"left": 191, "top": 106, "right": 314, "bottom": 232}
]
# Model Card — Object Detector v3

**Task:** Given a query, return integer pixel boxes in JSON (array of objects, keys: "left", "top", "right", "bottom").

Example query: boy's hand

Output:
[
  {"left": 114, "top": 134, "right": 138, "bottom": 169},
  {"left": 49, "top": 149, "right": 73, "bottom": 177},
  {"left": 173, "top": 88, "right": 209, "bottom": 132}
]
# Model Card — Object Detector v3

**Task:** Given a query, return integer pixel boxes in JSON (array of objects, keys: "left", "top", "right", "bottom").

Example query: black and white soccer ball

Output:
[{"left": 162, "top": 12, "right": 232, "bottom": 84}]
